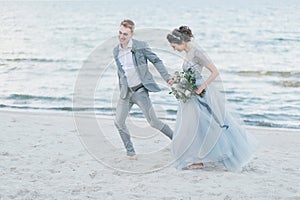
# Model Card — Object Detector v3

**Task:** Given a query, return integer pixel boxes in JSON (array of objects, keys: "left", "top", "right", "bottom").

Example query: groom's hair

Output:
[{"left": 120, "top": 19, "right": 135, "bottom": 32}]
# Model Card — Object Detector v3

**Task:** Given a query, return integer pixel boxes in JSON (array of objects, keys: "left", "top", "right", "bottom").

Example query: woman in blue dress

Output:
[{"left": 167, "top": 26, "right": 257, "bottom": 172}]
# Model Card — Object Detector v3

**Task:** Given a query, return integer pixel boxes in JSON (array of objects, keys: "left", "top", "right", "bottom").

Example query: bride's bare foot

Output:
[{"left": 183, "top": 163, "right": 204, "bottom": 170}]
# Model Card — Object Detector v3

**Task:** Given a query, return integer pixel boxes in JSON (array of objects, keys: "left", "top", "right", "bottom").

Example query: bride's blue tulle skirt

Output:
[{"left": 171, "top": 81, "right": 258, "bottom": 172}]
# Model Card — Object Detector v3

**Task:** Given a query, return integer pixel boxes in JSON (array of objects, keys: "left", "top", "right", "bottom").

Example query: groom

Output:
[{"left": 113, "top": 19, "right": 173, "bottom": 160}]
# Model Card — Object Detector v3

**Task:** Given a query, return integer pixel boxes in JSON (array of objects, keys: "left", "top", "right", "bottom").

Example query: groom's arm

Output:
[{"left": 142, "top": 42, "right": 171, "bottom": 82}]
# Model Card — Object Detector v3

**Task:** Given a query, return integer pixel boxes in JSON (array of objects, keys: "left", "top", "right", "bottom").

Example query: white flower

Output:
[
  {"left": 171, "top": 84, "right": 178, "bottom": 89},
  {"left": 180, "top": 78, "right": 187, "bottom": 84},
  {"left": 184, "top": 90, "right": 191, "bottom": 96}
]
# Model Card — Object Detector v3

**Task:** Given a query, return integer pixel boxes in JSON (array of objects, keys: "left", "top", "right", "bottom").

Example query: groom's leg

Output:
[
  {"left": 160, "top": 124, "right": 173, "bottom": 140},
  {"left": 132, "top": 90, "right": 173, "bottom": 139},
  {"left": 114, "top": 96, "right": 135, "bottom": 156}
]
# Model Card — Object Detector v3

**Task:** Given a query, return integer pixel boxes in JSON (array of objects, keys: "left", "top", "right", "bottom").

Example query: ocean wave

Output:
[
  {"left": 273, "top": 81, "right": 300, "bottom": 88},
  {"left": 236, "top": 70, "right": 300, "bottom": 78},
  {"left": 0, "top": 104, "right": 78, "bottom": 112},
  {"left": 166, "top": 109, "right": 177, "bottom": 115},
  {"left": 6, "top": 94, "right": 71, "bottom": 102},
  {"left": 0, "top": 66, "right": 20, "bottom": 74},
  {"left": 1, "top": 103, "right": 299, "bottom": 129},
  {"left": 274, "top": 37, "right": 300, "bottom": 42},
  {"left": 3, "top": 58, "right": 74, "bottom": 63},
  {"left": 244, "top": 119, "right": 300, "bottom": 129},
  {"left": 0, "top": 104, "right": 117, "bottom": 112}
]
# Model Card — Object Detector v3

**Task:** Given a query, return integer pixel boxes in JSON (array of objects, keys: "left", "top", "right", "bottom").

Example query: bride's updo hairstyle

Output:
[{"left": 167, "top": 26, "right": 194, "bottom": 44}]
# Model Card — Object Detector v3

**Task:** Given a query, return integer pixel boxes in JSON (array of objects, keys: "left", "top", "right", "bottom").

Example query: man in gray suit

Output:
[{"left": 113, "top": 19, "right": 173, "bottom": 160}]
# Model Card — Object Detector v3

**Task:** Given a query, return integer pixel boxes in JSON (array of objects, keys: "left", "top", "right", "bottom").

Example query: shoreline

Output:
[{"left": 1, "top": 109, "right": 299, "bottom": 133}]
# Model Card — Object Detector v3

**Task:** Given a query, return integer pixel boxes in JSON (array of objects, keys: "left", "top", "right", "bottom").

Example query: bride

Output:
[{"left": 167, "top": 26, "right": 257, "bottom": 172}]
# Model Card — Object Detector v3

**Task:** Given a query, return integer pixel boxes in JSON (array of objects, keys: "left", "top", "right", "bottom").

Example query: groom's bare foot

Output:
[{"left": 128, "top": 155, "right": 137, "bottom": 160}]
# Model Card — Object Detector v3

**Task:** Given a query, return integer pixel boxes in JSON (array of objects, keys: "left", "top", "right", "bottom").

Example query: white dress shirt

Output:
[{"left": 118, "top": 39, "right": 142, "bottom": 87}]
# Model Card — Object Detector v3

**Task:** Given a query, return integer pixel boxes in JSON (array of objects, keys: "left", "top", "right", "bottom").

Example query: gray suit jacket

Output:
[{"left": 113, "top": 39, "right": 171, "bottom": 99}]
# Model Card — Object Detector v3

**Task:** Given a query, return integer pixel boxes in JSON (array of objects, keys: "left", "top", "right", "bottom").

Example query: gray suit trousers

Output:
[{"left": 114, "top": 88, "right": 173, "bottom": 156}]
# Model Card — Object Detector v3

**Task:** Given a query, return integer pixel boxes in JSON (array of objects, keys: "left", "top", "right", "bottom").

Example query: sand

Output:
[{"left": 0, "top": 111, "right": 299, "bottom": 200}]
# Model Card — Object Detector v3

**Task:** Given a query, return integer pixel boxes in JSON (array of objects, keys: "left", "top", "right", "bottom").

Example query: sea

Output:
[{"left": 0, "top": 0, "right": 299, "bottom": 129}]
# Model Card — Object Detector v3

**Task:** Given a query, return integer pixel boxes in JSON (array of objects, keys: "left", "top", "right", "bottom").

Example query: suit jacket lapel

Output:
[
  {"left": 131, "top": 39, "right": 138, "bottom": 68},
  {"left": 113, "top": 47, "right": 125, "bottom": 77}
]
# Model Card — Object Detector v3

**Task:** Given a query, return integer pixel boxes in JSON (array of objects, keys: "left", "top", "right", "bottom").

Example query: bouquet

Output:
[{"left": 169, "top": 67, "right": 206, "bottom": 103}]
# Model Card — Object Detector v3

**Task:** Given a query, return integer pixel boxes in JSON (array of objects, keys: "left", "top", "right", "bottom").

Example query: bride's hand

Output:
[
  {"left": 195, "top": 85, "right": 205, "bottom": 94},
  {"left": 168, "top": 78, "right": 174, "bottom": 86}
]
